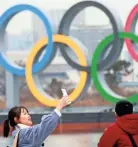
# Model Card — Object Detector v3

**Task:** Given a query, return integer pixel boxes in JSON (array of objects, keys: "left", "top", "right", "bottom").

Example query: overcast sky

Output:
[{"left": 0, "top": 0, "right": 137, "bottom": 34}]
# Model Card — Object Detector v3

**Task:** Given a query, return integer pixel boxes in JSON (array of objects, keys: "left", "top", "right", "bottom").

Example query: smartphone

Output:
[
  {"left": 61, "top": 89, "right": 68, "bottom": 97},
  {"left": 61, "top": 89, "right": 71, "bottom": 105}
]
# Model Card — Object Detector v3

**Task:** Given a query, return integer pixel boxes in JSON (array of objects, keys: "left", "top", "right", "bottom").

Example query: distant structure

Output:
[
  {"left": 121, "top": 49, "right": 137, "bottom": 82},
  {"left": 31, "top": 9, "right": 86, "bottom": 41},
  {"left": 31, "top": 9, "right": 113, "bottom": 63}
]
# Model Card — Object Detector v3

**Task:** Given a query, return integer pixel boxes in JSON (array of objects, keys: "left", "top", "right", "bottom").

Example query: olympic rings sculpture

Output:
[{"left": 0, "top": 1, "right": 138, "bottom": 107}]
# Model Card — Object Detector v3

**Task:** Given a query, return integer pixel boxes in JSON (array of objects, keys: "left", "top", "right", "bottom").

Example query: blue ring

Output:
[{"left": 0, "top": 4, "right": 53, "bottom": 76}]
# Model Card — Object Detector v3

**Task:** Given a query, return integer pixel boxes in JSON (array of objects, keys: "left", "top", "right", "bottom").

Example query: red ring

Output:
[{"left": 125, "top": 4, "right": 138, "bottom": 62}]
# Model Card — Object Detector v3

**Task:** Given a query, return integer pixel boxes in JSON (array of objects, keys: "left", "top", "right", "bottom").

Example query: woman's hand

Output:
[{"left": 56, "top": 96, "right": 71, "bottom": 112}]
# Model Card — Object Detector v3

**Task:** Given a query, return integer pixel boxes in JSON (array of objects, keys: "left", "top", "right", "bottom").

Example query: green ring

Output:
[{"left": 91, "top": 32, "right": 138, "bottom": 103}]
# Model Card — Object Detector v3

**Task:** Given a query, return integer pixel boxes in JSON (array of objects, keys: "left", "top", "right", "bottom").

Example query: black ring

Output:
[{"left": 57, "top": 0, "right": 124, "bottom": 72}]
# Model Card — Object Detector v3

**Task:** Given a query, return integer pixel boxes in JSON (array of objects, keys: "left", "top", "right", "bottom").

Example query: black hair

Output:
[
  {"left": 115, "top": 100, "right": 133, "bottom": 117},
  {"left": 3, "top": 106, "right": 28, "bottom": 138}
]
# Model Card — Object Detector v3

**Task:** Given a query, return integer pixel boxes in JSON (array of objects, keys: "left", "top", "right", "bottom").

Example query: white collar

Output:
[{"left": 17, "top": 124, "right": 30, "bottom": 129}]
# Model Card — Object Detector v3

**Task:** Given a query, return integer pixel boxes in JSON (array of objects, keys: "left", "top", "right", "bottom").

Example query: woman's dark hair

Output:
[{"left": 3, "top": 106, "right": 28, "bottom": 138}]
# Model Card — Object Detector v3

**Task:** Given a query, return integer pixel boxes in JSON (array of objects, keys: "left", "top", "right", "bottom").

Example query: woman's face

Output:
[{"left": 17, "top": 108, "right": 32, "bottom": 126}]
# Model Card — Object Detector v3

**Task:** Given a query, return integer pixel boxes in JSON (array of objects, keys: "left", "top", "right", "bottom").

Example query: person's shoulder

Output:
[
  {"left": 108, "top": 123, "right": 117, "bottom": 128},
  {"left": 104, "top": 123, "right": 119, "bottom": 133},
  {"left": 18, "top": 127, "right": 33, "bottom": 139}
]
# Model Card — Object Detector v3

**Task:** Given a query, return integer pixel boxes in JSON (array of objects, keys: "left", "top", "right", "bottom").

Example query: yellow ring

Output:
[{"left": 25, "top": 34, "right": 88, "bottom": 107}]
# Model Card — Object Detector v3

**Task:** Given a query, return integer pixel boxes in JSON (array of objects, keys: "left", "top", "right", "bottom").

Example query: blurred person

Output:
[
  {"left": 3, "top": 96, "right": 71, "bottom": 147},
  {"left": 98, "top": 100, "right": 138, "bottom": 147},
  {"left": 49, "top": 78, "right": 63, "bottom": 98}
]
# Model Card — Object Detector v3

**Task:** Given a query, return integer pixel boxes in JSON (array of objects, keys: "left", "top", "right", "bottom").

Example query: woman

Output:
[{"left": 3, "top": 96, "right": 71, "bottom": 147}]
